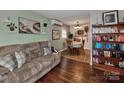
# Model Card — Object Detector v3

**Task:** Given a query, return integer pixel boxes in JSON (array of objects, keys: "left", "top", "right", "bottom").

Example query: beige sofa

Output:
[{"left": 0, "top": 41, "right": 61, "bottom": 83}]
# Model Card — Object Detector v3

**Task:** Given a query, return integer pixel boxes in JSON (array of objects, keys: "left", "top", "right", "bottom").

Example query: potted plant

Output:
[{"left": 7, "top": 23, "right": 17, "bottom": 31}]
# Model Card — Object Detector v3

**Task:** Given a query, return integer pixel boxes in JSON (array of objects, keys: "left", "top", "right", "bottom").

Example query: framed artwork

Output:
[
  {"left": 19, "top": 17, "right": 40, "bottom": 34},
  {"left": 102, "top": 10, "right": 119, "bottom": 25},
  {"left": 52, "top": 30, "right": 60, "bottom": 40}
]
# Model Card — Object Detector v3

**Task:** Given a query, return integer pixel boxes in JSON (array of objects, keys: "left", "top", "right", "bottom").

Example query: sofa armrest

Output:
[{"left": 52, "top": 51, "right": 61, "bottom": 63}]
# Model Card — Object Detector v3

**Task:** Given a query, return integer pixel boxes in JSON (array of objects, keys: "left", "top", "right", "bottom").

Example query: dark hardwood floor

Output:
[
  {"left": 61, "top": 49, "right": 90, "bottom": 64},
  {"left": 36, "top": 57, "right": 124, "bottom": 83}
]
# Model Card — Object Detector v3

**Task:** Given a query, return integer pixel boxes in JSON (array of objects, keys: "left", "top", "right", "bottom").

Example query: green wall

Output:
[
  {"left": 0, "top": 10, "right": 51, "bottom": 46},
  {"left": 51, "top": 25, "right": 62, "bottom": 50},
  {"left": 51, "top": 24, "right": 69, "bottom": 50}
]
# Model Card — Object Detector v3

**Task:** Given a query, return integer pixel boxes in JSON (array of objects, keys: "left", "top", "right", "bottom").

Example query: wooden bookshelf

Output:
[
  {"left": 93, "top": 41, "right": 124, "bottom": 44},
  {"left": 92, "top": 23, "right": 124, "bottom": 76},
  {"left": 93, "top": 48, "right": 124, "bottom": 52},
  {"left": 93, "top": 63, "right": 124, "bottom": 76},
  {"left": 92, "top": 33, "right": 124, "bottom": 35},
  {"left": 92, "top": 22, "right": 124, "bottom": 28},
  {"left": 93, "top": 55, "right": 123, "bottom": 62}
]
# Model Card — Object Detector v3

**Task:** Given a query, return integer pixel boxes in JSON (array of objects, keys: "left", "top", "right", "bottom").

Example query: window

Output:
[{"left": 62, "top": 29, "right": 67, "bottom": 38}]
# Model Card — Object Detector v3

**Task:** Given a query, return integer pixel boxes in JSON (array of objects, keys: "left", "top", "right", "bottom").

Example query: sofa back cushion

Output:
[
  {"left": 0, "top": 66, "right": 9, "bottom": 75},
  {"left": 0, "top": 45, "right": 21, "bottom": 57},
  {"left": 22, "top": 42, "right": 42, "bottom": 62}
]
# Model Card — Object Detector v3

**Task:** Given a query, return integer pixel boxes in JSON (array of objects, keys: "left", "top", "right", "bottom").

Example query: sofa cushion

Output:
[
  {"left": 0, "top": 45, "right": 21, "bottom": 57},
  {"left": 22, "top": 42, "right": 42, "bottom": 62},
  {"left": 0, "top": 54, "right": 17, "bottom": 71},
  {"left": 0, "top": 67, "right": 8, "bottom": 83},
  {"left": 8, "top": 62, "right": 43, "bottom": 82},
  {"left": 15, "top": 51, "right": 26, "bottom": 68},
  {"left": 31, "top": 55, "right": 54, "bottom": 69},
  {"left": 0, "top": 67, "right": 9, "bottom": 83},
  {"left": 0, "top": 66, "right": 9, "bottom": 75},
  {"left": 0, "top": 75, "right": 8, "bottom": 82},
  {"left": 40, "top": 54, "right": 55, "bottom": 68},
  {"left": 30, "top": 57, "right": 49, "bottom": 70}
]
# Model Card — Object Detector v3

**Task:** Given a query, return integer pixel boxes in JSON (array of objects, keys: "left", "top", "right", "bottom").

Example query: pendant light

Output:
[{"left": 74, "top": 21, "right": 82, "bottom": 29}]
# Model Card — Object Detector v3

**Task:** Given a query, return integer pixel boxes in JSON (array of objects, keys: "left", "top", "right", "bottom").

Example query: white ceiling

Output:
[{"left": 33, "top": 10, "right": 90, "bottom": 26}]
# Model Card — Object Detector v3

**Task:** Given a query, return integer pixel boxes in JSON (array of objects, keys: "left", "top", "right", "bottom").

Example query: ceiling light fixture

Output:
[{"left": 74, "top": 21, "right": 82, "bottom": 30}]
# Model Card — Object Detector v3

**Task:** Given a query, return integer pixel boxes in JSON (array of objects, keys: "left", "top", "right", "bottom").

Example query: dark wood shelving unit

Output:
[
  {"left": 93, "top": 55, "right": 123, "bottom": 62},
  {"left": 93, "top": 41, "right": 124, "bottom": 44},
  {"left": 92, "top": 22, "right": 124, "bottom": 76},
  {"left": 93, "top": 33, "right": 124, "bottom": 35},
  {"left": 93, "top": 63, "right": 124, "bottom": 76},
  {"left": 92, "top": 22, "right": 124, "bottom": 28},
  {"left": 93, "top": 48, "right": 124, "bottom": 53}
]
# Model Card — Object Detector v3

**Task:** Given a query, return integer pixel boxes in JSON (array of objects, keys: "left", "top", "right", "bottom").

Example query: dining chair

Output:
[{"left": 66, "top": 39, "right": 73, "bottom": 55}]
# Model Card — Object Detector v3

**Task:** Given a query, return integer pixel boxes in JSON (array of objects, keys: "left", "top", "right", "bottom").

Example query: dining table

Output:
[{"left": 71, "top": 41, "right": 82, "bottom": 55}]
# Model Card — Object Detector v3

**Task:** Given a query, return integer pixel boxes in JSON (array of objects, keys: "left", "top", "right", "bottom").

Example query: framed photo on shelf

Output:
[
  {"left": 102, "top": 10, "right": 119, "bottom": 25},
  {"left": 52, "top": 30, "right": 60, "bottom": 40}
]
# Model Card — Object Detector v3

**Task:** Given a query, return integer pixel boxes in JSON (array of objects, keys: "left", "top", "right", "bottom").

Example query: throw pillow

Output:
[
  {"left": 0, "top": 54, "right": 17, "bottom": 71},
  {"left": 15, "top": 51, "right": 26, "bottom": 68},
  {"left": 43, "top": 47, "right": 51, "bottom": 56}
]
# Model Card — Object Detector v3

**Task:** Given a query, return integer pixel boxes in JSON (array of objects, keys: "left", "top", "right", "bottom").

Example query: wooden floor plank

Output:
[{"left": 36, "top": 58, "right": 124, "bottom": 83}]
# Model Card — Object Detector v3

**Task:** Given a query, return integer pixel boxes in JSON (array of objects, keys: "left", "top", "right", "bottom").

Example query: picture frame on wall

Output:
[
  {"left": 52, "top": 30, "right": 60, "bottom": 40},
  {"left": 103, "top": 10, "right": 119, "bottom": 25},
  {"left": 19, "top": 17, "right": 40, "bottom": 34}
]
